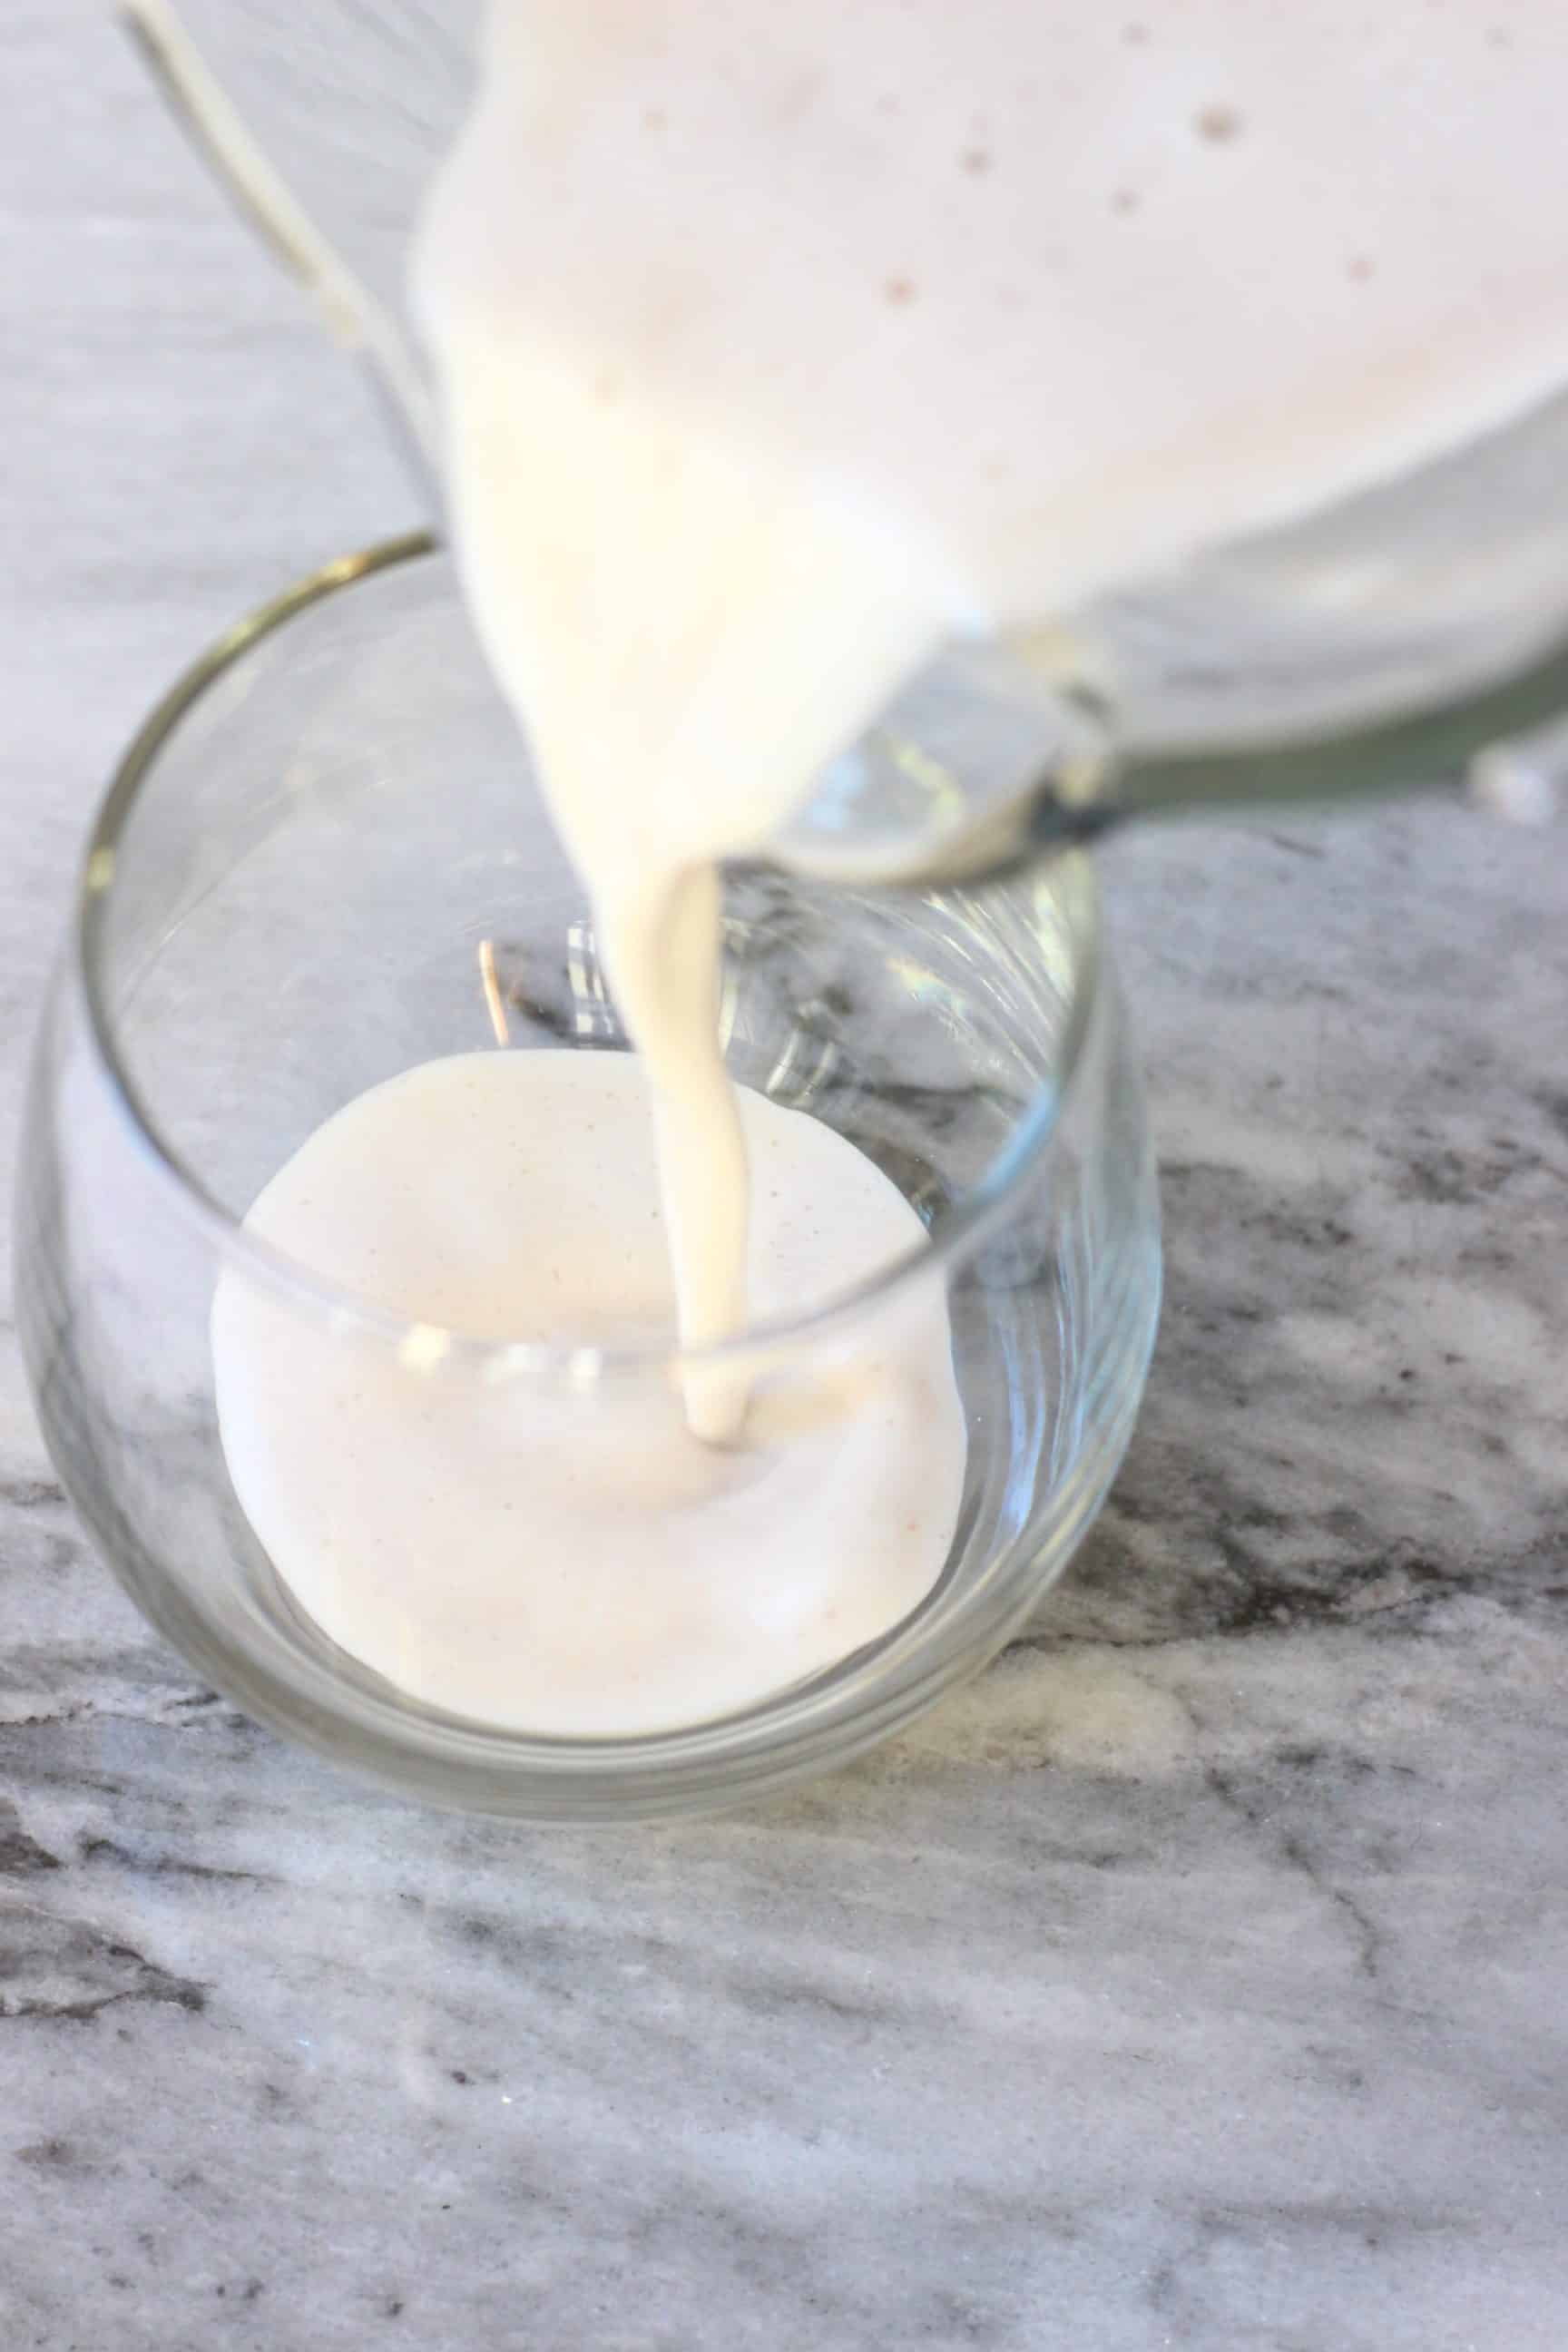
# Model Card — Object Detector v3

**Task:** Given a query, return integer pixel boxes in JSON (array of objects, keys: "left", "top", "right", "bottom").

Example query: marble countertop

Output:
[{"left": 4, "top": 10, "right": 1567, "bottom": 2347}]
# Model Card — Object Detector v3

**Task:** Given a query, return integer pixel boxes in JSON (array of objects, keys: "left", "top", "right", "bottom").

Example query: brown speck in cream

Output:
[
  {"left": 1111, "top": 187, "right": 1142, "bottom": 216},
  {"left": 961, "top": 147, "right": 994, "bottom": 176},
  {"left": 885, "top": 277, "right": 917, "bottom": 306},
  {"left": 1196, "top": 103, "right": 1244, "bottom": 143}
]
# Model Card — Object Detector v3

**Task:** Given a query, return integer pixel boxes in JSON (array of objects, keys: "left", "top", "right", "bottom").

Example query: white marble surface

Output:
[{"left": 4, "top": 9, "right": 1568, "bottom": 2347}]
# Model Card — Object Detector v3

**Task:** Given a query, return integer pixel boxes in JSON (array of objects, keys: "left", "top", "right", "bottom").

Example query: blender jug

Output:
[{"left": 124, "top": 0, "right": 1568, "bottom": 874}]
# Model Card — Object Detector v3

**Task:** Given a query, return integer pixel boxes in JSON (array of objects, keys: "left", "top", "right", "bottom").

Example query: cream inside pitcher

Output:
[{"left": 124, "top": 0, "right": 1568, "bottom": 869}]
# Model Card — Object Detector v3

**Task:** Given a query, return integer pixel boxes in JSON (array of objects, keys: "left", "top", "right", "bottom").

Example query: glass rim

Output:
[{"left": 74, "top": 531, "right": 1102, "bottom": 1378}]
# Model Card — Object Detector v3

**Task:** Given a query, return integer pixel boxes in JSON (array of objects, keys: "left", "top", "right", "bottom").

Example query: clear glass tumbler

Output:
[{"left": 15, "top": 540, "right": 1160, "bottom": 1819}]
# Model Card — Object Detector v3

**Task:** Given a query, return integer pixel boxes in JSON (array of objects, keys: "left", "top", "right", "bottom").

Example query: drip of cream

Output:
[{"left": 413, "top": 346, "right": 943, "bottom": 1432}]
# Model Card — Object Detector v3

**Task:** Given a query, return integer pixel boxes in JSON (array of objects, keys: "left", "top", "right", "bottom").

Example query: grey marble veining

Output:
[{"left": 3, "top": 8, "right": 1567, "bottom": 2348}]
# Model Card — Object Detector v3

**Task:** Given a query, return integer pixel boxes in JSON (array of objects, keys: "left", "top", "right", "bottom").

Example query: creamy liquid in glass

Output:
[
  {"left": 213, "top": 1054, "right": 965, "bottom": 1737},
  {"left": 215, "top": 1, "right": 1568, "bottom": 1733}
]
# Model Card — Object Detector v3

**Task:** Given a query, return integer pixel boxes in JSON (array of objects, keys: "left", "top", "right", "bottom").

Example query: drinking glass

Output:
[{"left": 15, "top": 540, "right": 1159, "bottom": 1819}]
